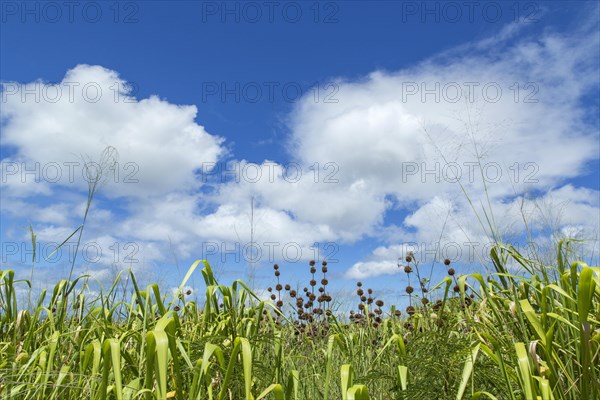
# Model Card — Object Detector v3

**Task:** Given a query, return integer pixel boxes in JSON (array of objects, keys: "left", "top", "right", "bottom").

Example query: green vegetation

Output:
[{"left": 1, "top": 240, "right": 598, "bottom": 399}]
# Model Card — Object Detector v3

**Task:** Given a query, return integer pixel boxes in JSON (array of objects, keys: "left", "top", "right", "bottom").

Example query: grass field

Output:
[{"left": 1, "top": 237, "right": 598, "bottom": 399}]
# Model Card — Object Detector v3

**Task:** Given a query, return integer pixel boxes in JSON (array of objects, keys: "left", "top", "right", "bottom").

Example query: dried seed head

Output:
[
  {"left": 358, "top": 303, "right": 365, "bottom": 310},
  {"left": 368, "top": 288, "right": 373, "bottom": 294},
  {"left": 273, "top": 264, "right": 279, "bottom": 270},
  {"left": 406, "top": 306, "right": 415, "bottom": 315},
  {"left": 274, "top": 270, "right": 280, "bottom": 277},
  {"left": 322, "top": 260, "right": 327, "bottom": 266},
  {"left": 357, "top": 281, "right": 363, "bottom": 287},
  {"left": 309, "top": 260, "right": 316, "bottom": 266},
  {"left": 405, "top": 255, "right": 412, "bottom": 262},
  {"left": 322, "top": 266, "right": 328, "bottom": 273},
  {"left": 394, "top": 309, "right": 401, "bottom": 317},
  {"left": 285, "top": 284, "right": 291, "bottom": 291},
  {"left": 357, "top": 289, "right": 364, "bottom": 296},
  {"left": 310, "top": 267, "right": 317, "bottom": 274},
  {"left": 310, "top": 279, "right": 317, "bottom": 286},
  {"left": 276, "top": 300, "right": 283, "bottom": 307},
  {"left": 404, "top": 265, "right": 412, "bottom": 274},
  {"left": 276, "top": 284, "right": 283, "bottom": 291},
  {"left": 453, "top": 284, "right": 460, "bottom": 293},
  {"left": 318, "top": 287, "right": 325, "bottom": 293},
  {"left": 444, "top": 258, "right": 451, "bottom": 266},
  {"left": 321, "top": 278, "right": 328, "bottom": 285},
  {"left": 360, "top": 295, "right": 367, "bottom": 302},
  {"left": 270, "top": 294, "right": 276, "bottom": 301},
  {"left": 174, "top": 306, "right": 181, "bottom": 312},
  {"left": 290, "top": 290, "right": 297, "bottom": 298},
  {"left": 303, "top": 287, "right": 308, "bottom": 292},
  {"left": 448, "top": 268, "right": 455, "bottom": 276},
  {"left": 367, "top": 297, "right": 373, "bottom": 304},
  {"left": 421, "top": 298, "right": 430, "bottom": 305},
  {"left": 509, "top": 301, "right": 516, "bottom": 317},
  {"left": 406, "top": 286, "right": 414, "bottom": 294},
  {"left": 376, "top": 299, "right": 384, "bottom": 307},
  {"left": 186, "top": 289, "right": 192, "bottom": 296},
  {"left": 268, "top": 287, "right": 272, "bottom": 292}
]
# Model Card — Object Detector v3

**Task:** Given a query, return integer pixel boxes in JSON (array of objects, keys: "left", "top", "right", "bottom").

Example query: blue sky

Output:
[{"left": 1, "top": 1, "right": 599, "bottom": 307}]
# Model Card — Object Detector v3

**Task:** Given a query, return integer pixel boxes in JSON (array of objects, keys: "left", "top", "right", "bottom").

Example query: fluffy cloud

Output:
[{"left": 1, "top": 64, "right": 225, "bottom": 199}]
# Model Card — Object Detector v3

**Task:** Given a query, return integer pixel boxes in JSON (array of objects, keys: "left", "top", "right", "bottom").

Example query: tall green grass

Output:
[{"left": 1, "top": 241, "right": 598, "bottom": 399}]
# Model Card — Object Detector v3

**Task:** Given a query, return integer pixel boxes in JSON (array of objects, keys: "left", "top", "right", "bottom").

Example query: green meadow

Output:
[{"left": 1, "top": 236, "right": 599, "bottom": 399}]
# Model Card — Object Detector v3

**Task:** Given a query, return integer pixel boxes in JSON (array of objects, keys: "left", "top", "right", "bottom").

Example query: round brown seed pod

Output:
[
  {"left": 406, "top": 286, "right": 414, "bottom": 294},
  {"left": 376, "top": 299, "right": 384, "bottom": 307},
  {"left": 444, "top": 258, "right": 451, "bottom": 266},
  {"left": 404, "top": 265, "right": 412, "bottom": 273}
]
